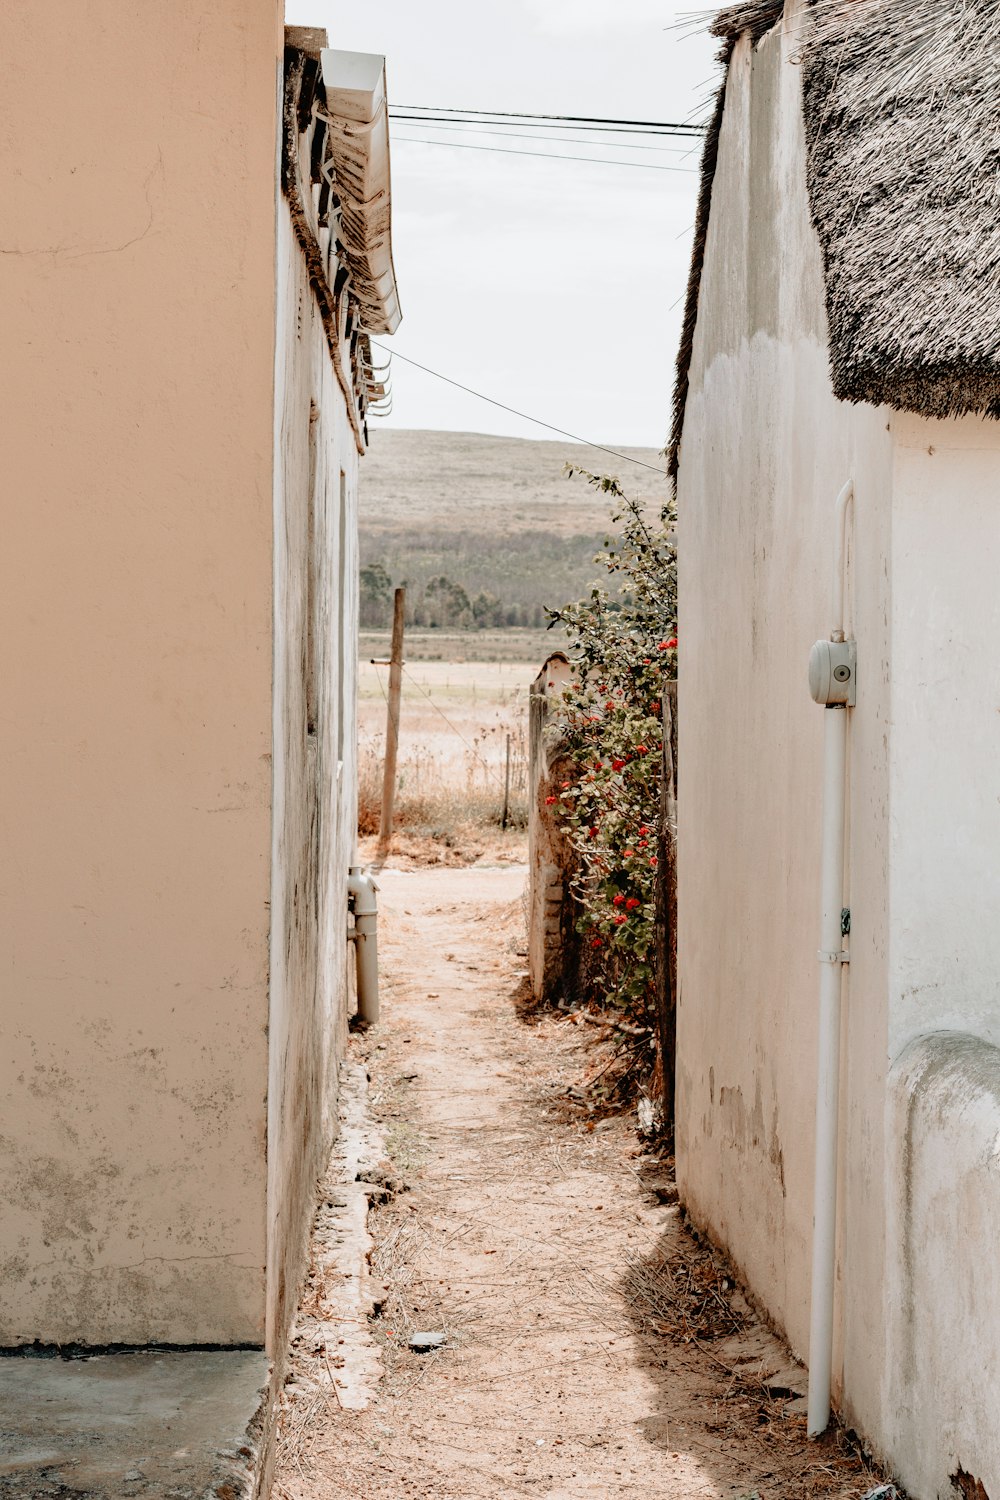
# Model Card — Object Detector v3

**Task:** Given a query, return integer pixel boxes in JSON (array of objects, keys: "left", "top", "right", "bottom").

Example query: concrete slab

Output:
[{"left": 0, "top": 1349, "right": 270, "bottom": 1499}]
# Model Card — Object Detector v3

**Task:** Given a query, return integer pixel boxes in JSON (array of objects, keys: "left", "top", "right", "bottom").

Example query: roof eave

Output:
[{"left": 321, "top": 49, "right": 402, "bottom": 337}]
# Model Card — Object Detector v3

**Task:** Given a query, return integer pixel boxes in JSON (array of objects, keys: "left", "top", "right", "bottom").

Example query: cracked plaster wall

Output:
[
  {"left": 678, "top": 5, "right": 1000, "bottom": 1489},
  {"left": 0, "top": 0, "right": 284, "bottom": 1343},
  {"left": 267, "top": 202, "right": 359, "bottom": 1359},
  {"left": 675, "top": 7, "right": 893, "bottom": 1450}
]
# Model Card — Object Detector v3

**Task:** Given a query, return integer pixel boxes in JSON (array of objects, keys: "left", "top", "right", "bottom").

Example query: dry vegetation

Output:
[{"left": 357, "top": 658, "right": 534, "bottom": 856}]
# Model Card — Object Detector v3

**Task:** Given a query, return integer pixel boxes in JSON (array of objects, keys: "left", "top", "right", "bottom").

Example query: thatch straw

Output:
[
  {"left": 802, "top": 0, "right": 1000, "bottom": 417},
  {"left": 669, "top": 0, "right": 1000, "bottom": 479}
]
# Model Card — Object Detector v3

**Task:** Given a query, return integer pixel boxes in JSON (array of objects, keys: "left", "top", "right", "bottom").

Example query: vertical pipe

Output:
[
  {"left": 348, "top": 868, "right": 379, "bottom": 1025},
  {"left": 378, "top": 587, "right": 405, "bottom": 858},
  {"left": 807, "top": 478, "right": 854, "bottom": 1437},
  {"left": 807, "top": 703, "right": 848, "bottom": 1437}
]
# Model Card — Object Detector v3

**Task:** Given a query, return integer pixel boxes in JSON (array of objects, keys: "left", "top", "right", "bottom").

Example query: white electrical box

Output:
[{"left": 809, "top": 639, "right": 857, "bottom": 707}]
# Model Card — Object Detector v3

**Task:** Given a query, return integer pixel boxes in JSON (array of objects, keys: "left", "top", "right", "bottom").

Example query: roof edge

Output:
[{"left": 321, "top": 50, "right": 402, "bottom": 337}]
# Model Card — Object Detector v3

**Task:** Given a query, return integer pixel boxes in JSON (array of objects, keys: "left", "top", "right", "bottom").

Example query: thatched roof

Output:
[{"left": 668, "top": 0, "right": 1000, "bottom": 479}]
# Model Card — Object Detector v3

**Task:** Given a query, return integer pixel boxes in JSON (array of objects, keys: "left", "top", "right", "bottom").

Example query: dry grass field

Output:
[{"left": 357, "top": 656, "right": 542, "bottom": 859}]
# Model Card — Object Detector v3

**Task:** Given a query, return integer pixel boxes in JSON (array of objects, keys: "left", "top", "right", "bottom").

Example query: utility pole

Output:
[{"left": 378, "top": 587, "right": 405, "bottom": 859}]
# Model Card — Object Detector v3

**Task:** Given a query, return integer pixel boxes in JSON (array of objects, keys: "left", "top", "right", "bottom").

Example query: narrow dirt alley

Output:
[{"left": 273, "top": 863, "right": 889, "bottom": 1500}]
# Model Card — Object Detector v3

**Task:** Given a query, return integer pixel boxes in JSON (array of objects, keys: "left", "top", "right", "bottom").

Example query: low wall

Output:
[
  {"left": 527, "top": 655, "right": 576, "bottom": 1004},
  {"left": 886, "top": 1032, "right": 1000, "bottom": 1500}
]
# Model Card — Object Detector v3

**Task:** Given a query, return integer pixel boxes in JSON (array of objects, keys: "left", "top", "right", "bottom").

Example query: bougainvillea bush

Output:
[{"left": 546, "top": 468, "right": 677, "bottom": 1029}]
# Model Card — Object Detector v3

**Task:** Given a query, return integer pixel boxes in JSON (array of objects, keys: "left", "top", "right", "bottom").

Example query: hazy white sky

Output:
[{"left": 288, "top": 2, "right": 719, "bottom": 449}]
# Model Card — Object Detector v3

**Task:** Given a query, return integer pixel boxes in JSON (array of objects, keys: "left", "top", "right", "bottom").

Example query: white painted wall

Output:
[
  {"left": 268, "top": 203, "right": 361, "bottom": 1355},
  {"left": 679, "top": 9, "right": 1000, "bottom": 1493},
  {"left": 675, "top": 5, "right": 893, "bottom": 1446},
  {"left": 886, "top": 1033, "right": 1000, "bottom": 1500},
  {"left": 889, "top": 414, "right": 1000, "bottom": 1058}
]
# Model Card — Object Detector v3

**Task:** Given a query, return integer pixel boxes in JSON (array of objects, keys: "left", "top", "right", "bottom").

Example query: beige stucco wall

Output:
[
  {"left": 268, "top": 201, "right": 361, "bottom": 1354},
  {"left": 0, "top": 1, "right": 283, "bottom": 1343},
  {"left": 675, "top": 7, "right": 894, "bottom": 1443}
]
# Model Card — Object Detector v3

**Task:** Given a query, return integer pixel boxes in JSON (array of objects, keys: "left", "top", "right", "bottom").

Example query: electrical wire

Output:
[
  {"left": 391, "top": 104, "right": 705, "bottom": 134},
  {"left": 390, "top": 113, "right": 701, "bottom": 139},
  {"left": 369, "top": 342, "right": 669, "bottom": 478},
  {"left": 370, "top": 662, "right": 508, "bottom": 791},
  {"left": 393, "top": 135, "right": 696, "bottom": 173},
  {"left": 387, "top": 120, "right": 692, "bottom": 154},
  {"left": 400, "top": 667, "right": 508, "bottom": 790}
]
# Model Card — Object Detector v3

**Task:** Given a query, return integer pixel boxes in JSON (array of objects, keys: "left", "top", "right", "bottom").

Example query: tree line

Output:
[{"left": 360, "top": 561, "right": 549, "bottom": 631}]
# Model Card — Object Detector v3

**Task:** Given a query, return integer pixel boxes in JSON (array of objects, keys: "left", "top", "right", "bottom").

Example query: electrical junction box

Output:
[{"left": 809, "top": 639, "right": 857, "bottom": 707}]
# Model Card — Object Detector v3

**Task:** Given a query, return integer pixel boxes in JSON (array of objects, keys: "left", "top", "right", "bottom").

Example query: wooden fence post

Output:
[{"left": 377, "top": 587, "right": 405, "bottom": 859}]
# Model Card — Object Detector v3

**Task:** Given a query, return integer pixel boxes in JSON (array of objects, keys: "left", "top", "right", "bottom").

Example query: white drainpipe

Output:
[
  {"left": 806, "top": 480, "right": 856, "bottom": 1438},
  {"left": 347, "top": 867, "right": 379, "bottom": 1025}
]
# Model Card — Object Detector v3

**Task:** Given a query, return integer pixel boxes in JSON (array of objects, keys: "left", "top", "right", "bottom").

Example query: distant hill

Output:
[{"left": 357, "top": 429, "right": 668, "bottom": 631}]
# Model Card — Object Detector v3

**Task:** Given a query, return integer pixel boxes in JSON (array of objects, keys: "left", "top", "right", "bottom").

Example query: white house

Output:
[
  {"left": 0, "top": 8, "right": 398, "bottom": 1475},
  {"left": 672, "top": 3, "right": 1000, "bottom": 1496}
]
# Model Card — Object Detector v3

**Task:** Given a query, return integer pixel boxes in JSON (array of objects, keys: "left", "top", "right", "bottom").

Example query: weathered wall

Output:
[
  {"left": 888, "top": 413, "right": 1000, "bottom": 1059},
  {"left": 877, "top": 413, "right": 1000, "bottom": 1497},
  {"left": 886, "top": 1034, "right": 1000, "bottom": 1500},
  {"left": 675, "top": 4, "right": 894, "bottom": 1443},
  {"left": 528, "top": 655, "right": 576, "bottom": 1004},
  {"left": 268, "top": 202, "right": 360, "bottom": 1355},
  {"left": 0, "top": 1, "right": 282, "bottom": 1343}
]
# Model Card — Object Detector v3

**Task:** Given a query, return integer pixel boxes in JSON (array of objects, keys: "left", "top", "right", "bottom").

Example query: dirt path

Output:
[{"left": 273, "top": 865, "right": 888, "bottom": 1500}]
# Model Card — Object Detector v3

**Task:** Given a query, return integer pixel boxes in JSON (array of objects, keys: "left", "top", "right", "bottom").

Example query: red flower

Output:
[
  {"left": 614, "top": 913, "right": 628, "bottom": 925},
  {"left": 605, "top": 701, "right": 616, "bottom": 711},
  {"left": 623, "top": 849, "right": 635, "bottom": 858},
  {"left": 666, "top": 637, "right": 678, "bottom": 649},
  {"left": 649, "top": 855, "right": 658, "bottom": 867},
  {"left": 612, "top": 758, "right": 626, "bottom": 771},
  {"left": 650, "top": 701, "right": 660, "bottom": 714},
  {"left": 561, "top": 781, "right": 571, "bottom": 789},
  {"left": 589, "top": 827, "right": 598, "bottom": 838},
  {"left": 636, "top": 744, "right": 648, "bottom": 755},
  {"left": 545, "top": 795, "right": 558, "bottom": 805},
  {"left": 626, "top": 897, "right": 641, "bottom": 911},
  {"left": 593, "top": 761, "right": 603, "bottom": 770},
  {"left": 612, "top": 894, "right": 625, "bottom": 907},
  {"left": 591, "top": 937, "right": 603, "bottom": 949}
]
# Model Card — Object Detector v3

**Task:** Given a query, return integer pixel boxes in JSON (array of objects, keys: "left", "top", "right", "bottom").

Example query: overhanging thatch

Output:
[
  {"left": 669, "top": 0, "right": 1000, "bottom": 479},
  {"left": 803, "top": 0, "right": 1000, "bottom": 419}
]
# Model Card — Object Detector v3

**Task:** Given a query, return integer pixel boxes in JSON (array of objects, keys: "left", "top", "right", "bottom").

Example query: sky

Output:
[{"left": 287, "top": 2, "right": 719, "bottom": 450}]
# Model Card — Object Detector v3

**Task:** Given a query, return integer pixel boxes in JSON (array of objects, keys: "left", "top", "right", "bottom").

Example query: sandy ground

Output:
[{"left": 273, "top": 865, "right": 891, "bottom": 1500}]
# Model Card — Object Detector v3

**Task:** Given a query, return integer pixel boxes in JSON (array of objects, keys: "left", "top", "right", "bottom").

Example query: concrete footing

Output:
[{"left": 0, "top": 1348, "right": 270, "bottom": 1499}]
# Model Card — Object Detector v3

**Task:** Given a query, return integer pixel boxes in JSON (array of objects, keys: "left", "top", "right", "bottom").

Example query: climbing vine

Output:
[{"left": 546, "top": 469, "right": 677, "bottom": 1026}]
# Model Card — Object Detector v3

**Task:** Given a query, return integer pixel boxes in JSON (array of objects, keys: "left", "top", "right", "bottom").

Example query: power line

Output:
[
  {"left": 389, "top": 121, "right": 692, "bottom": 154},
  {"left": 369, "top": 342, "right": 668, "bottom": 478},
  {"left": 390, "top": 113, "right": 698, "bottom": 140},
  {"left": 393, "top": 135, "right": 696, "bottom": 173},
  {"left": 391, "top": 103, "right": 705, "bottom": 135}
]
